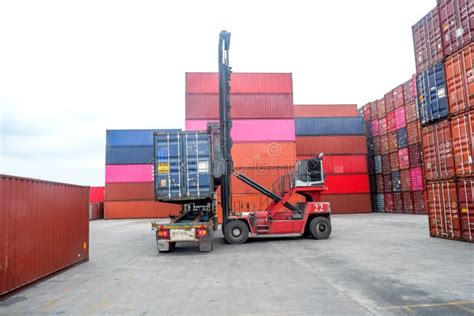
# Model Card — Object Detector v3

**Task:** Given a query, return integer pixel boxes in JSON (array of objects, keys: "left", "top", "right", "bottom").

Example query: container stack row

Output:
[
  {"left": 294, "top": 105, "right": 372, "bottom": 213},
  {"left": 104, "top": 130, "right": 180, "bottom": 219},
  {"left": 360, "top": 78, "right": 425, "bottom": 214},
  {"left": 412, "top": 0, "right": 473, "bottom": 242},
  {"left": 185, "top": 72, "right": 297, "bottom": 218}
]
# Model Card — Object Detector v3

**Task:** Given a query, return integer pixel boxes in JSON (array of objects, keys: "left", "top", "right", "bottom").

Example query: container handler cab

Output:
[{"left": 151, "top": 31, "right": 332, "bottom": 252}]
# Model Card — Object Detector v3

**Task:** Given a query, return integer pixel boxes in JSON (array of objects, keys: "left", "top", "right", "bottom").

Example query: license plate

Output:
[{"left": 170, "top": 229, "right": 195, "bottom": 241}]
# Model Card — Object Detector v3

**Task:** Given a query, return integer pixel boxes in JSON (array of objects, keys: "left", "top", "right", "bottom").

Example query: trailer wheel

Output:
[
  {"left": 309, "top": 217, "right": 331, "bottom": 240},
  {"left": 224, "top": 220, "right": 249, "bottom": 244}
]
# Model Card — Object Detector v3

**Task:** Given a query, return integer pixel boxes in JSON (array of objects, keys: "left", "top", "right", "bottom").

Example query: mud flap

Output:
[
  {"left": 157, "top": 240, "right": 170, "bottom": 252},
  {"left": 199, "top": 229, "right": 214, "bottom": 252}
]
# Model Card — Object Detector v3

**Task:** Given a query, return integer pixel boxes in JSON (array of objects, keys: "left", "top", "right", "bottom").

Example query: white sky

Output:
[{"left": 0, "top": 0, "right": 436, "bottom": 186}]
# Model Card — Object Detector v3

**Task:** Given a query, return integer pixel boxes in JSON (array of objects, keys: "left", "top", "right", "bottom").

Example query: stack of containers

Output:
[
  {"left": 361, "top": 76, "right": 426, "bottom": 214},
  {"left": 185, "top": 73, "right": 296, "bottom": 216},
  {"left": 413, "top": 0, "right": 473, "bottom": 242},
  {"left": 105, "top": 130, "right": 181, "bottom": 219},
  {"left": 295, "top": 104, "right": 371, "bottom": 213}
]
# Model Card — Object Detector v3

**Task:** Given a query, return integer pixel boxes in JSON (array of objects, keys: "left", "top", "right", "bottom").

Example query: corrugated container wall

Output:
[
  {"left": 0, "top": 175, "right": 89, "bottom": 296},
  {"left": 417, "top": 63, "right": 449, "bottom": 125},
  {"left": 437, "top": 0, "right": 473, "bottom": 57},
  {"left": 295, "top": 117, "right": 365, "bottom": 136},
  {"left": 293, "top": 104, "right": 358, "bottom": 117}
]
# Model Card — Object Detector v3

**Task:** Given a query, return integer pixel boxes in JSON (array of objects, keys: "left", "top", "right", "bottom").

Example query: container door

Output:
[
  {"left": 182, "top": 133, "right": 211, "bottom": 198},
  {"left": 155, "top": 134, "right": 183, "bottom": 200}
]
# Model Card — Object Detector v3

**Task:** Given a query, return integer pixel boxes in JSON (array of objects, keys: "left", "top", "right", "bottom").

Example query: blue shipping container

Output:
[
  {"left": 107, "top": 129, "right": 180, "bottom": 147},
  {"left": 106, "top": 146, "right": 154, "bottom": 165},
  {"left": 416, "top": 63, "right": 449, "bottom": 125},
  {"left": 294, "top": 117, "right": 365, "bottom": 136},
  {"left": 392, "top": 171, "right": 401, "bottom": 192},
  {"left": 374, "top": 155, "right": 382, "bottom": 174},
  {"left": 154, "top": 131, "right": 213, "bottom": 202},
  {"left": 396, "top": 128, "right": 407, "bottom": 149}
]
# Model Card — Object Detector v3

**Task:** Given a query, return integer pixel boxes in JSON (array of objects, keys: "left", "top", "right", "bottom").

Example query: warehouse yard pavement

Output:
[{"left": 1, "top": 214, "right": 473, "bottom": 315}]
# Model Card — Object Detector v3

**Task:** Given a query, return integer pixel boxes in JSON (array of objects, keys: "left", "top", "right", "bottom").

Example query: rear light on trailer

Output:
[
  {"left": 158, "top": 229, "right": 170, "bottom": 239},
  {"left": 196, "top": 228, "right": 208, "bottom": 238}
]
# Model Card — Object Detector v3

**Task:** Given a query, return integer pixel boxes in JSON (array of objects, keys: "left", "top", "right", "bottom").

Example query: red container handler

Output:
[
  {"left": 444, "top": 43, "right": 474, "bottom": 115},
  {"left": 403, "top": 192, "right": 414, "bottom": 214},
  {"left": 422, "top": 120, "right": 455, "bottom": 181},
  {"left": 398, "top": 148, "right": 410, "bottom": 170},
  {"left": 407, "top": 121, "right": 421, "bottom": 145},
  {"left": 438, "top": 0, "right": 473, "bottom": 57},
  {"left": 393, "top": 84, "right": 405, "bottom": 108},
  {"left": 294, "top": 104, "right": 358, "bottom": 118},
  {"left": 0, "top": 175, "right": 89, "bottom": 297},
  {"left": 456, "top": 177, "right": 474, "bottom": 242},
  {"left": 385, "top": 193, "right": 394, "bottom": 213},
  {"left": 377, "top": 99, "right": 386, "bottom": 119},
  {"left": 393, "top": 192, "right": 403, "bottom": 213},
  {"left": 426, "top": 180, "right": 462, "bottom": 240},
  {"left": 412, "top": 7, "right": 444, "bottom": 73},
  {"left": 386, "top": 111, "right": 397, "bottom": 132},
  {"left": 185, "top": 72, "right": 293, "bottom": 94},
  {"left": 451, "top": 110, "right": 474, "bottom": 177}
]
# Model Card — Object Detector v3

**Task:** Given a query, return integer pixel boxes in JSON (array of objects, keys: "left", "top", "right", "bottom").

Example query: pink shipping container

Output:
[
  {"left": 371, "top": 119, "right": 380, "bottom": 136},
  {"left": 398, "top": 148, "right": 410, "bottom": 170},
  {"left": 1, "top": 175, "right": 89, "bottom": 296},
  {"left": 185, "top": 72, "right": 293, "bottom": 94},
  {"left": 438, "top": 0, "right": 473, "bottom": 57},
  {"left": 106, "top": 164, "right": 154, "bottom": 183},
  {"left": 185, "top": 94, "right": 294, "bottom": 119},
  {"left": 410, "top": 167, "right": 424, "bottom": 191},
  {"left": 185, "top": 119, "right": 296, "bottom": 142},
  {"left": 395, "top": 107, "right": 406, "bottom": 129}
]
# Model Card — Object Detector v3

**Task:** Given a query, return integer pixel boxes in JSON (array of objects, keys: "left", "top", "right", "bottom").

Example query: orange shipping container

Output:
[
  {"left": 232, "top": 142, "right": 296, "bottom": 168},
  {"left": 293, "top": 104, "right": 357, "bottom": 117},
  {"left": 296, "top": 136, "right": 368, "bottom": 155},
  {"left": 104, "top": 201, "right": 180, "bottom": 219},
  {"left": 451, "top": 111, "right": 474, "bottom": 177},
  {"left": 426, "top": 180, "right": 462, "bottom": 240},
  {"left": 105, "top": 182, "right": 155, "bottom": 201}
]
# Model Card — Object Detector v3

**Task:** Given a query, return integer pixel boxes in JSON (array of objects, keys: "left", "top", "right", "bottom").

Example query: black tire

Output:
[
  {"left": 309, "top": 217, "right": 331, "bottom": 240},
  {"left": 224, "top": 220, "right": 249, "bottom": 244}
]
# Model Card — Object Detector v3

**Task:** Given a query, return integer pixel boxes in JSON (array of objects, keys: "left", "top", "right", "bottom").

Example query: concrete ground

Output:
[{"left": 1, "top": 214, "right": 473, "bottom": 315}]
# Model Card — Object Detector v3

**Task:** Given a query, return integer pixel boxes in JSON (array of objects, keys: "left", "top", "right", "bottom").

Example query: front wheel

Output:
[
  {"left": 309, "top": 217, "right": 331, "bottom": 240},
  {"left": 224, "top": 220, "right": 249, "bottom": 244}
]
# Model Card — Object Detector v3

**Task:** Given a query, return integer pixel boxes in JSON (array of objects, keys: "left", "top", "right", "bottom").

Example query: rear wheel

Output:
[
  {"left": 309, "top": 217, "right": 331, "bottom": 240},
  {"left": 224, "top": 220, "right": 249, "bottom": 244}
]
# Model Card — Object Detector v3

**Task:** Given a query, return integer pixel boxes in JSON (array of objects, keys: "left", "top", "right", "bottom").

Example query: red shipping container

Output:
[
  {"left": 426, "top": 180, "right": 462, "bottom": 240},
  {"left": 404, "top": 76, "right": 417, "bottom": 104},
  {"left": 451, "top": 111, "right": 474, "bottom": 177},
  {"left": 295, "top": 136, "right": 368, "bottom": 155},
  {"left": 324, "top": 174, "right": 370, "bottom": 194},
  {"left": 444, "top": 43, "right": 474, "bottom": 115},
  {"left": 186, "top": 72, "right": 293, "bottom": 94},
  {"left": 393, "top": 84, "right": 405, "bottom": 108},
  {"left": 390, "top": 152, "right": 399, "bottom": 171},
  {"left": 384, "top": 174, "right": 392, "bottom": 192},
  {"left": 373, "top": 137, "right": 381, "bottom": 155},
  {"left": 294, "top": 104, "right": 357, "bottom": 117},
  {"left": 1, "top": 175, "right": 89, "bottom": 296},
  {"left": 318, "top": 194, "right": 372, "bottom": 214},
  {"left": 400, "top": 169, "right": 411, "bottom": 191},
  {"left": 422, "top": 120, "right": 455, "bottom": 180},
  {"left": 385, "top": 193, "right": 394, "bottom": 212},
  {"left": 407, "top": 121, "right": 421, "bottom": 145},
  {"left": 370, "top": 101, "right": 378, "bottom": 120},
  {"left": 395, "top": 107, "right": 406, "bottom": 129},
  {"left": 412, "top": 7, "right": 444, "bottom": 73},
  {"left": 393, "top": 192, "right": 404, "bottom": 213},
  {"left": 403, "top": 192, "right": 414, "bottom": 214},
  {"left": 90, "top": 186, "right": 105, "bottom": 203},
  {"left": 371, "top": 119, "right": 380, "bottom": 136},
  {"left": 456, "top": 177, "right": 474, "bottom": 242},
  {"left": 320, "top": 155, "right": 368, "bottom": 174},
  {"left": 105, "top": 182, "right": 155, "bottom": 201},
  {"left": 377, "top": 99, "right": 386, "bottom": 119},
  {"left": 386, "top": 110, "right": 397, "bottom": 132},
  {"left": 405, "top": 100, "right": 418, "bottom": 123},
  {"left": 408, "top": 143, "right": 422, "bottom": 167},
  {"left": 104, "top": 201, "right": 180, "bottom": 219},
  {"left": 89, "top": 202, "right": 101, "bottom": 220},
  {"left": 380, "top": 134, "right": 389, "bottom": 154},
  {"left": 362, "top": 103, "right": 371, "bottom": 121},
  {"left": 412, "top": 191, "right": 426, "bottom": 214},
  {"left": 410, "top": 167, "right": 424, "bottom": 191},
  {"left": 398, "top": 148, "right": 410, "bottom": 170},
  {"left": 438, "top": 0, "right": 473, "bottom": 57},
  {"left": 186, "top": 94, "right": 294, "bottom": 119},
  {"left": 385, "top": 92, "right": 394, "bottom": 113},
  {"left": 376, "top": 174, "right": 384, "bottom": 192},
  {"left": 379, "top": 117, "right": 388, "bottom": 135},
  {"left": 388, "top": 131, "right": 398, "bottom": 153},
  {"left": 382, "top": 155, "right": 391, "bottom": 175}
]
